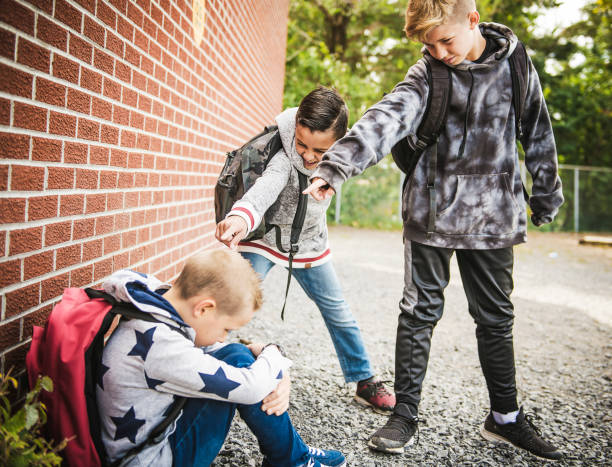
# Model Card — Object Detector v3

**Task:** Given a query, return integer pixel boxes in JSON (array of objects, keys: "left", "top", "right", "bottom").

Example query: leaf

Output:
[
  {"left": 24, "top": 405, "right": 40, "bottom": 430},
  {"left": 40, "top": 376, "right": 53, "bottom": 393}
]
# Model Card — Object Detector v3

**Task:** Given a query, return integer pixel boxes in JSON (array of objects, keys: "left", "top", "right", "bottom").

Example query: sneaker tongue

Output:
[{"left": 394, "top": 402, "right": 418, "bottom": 420}]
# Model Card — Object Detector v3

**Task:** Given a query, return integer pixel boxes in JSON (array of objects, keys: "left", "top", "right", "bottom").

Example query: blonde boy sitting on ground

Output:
[{"left": 96, "top": 249, "right": 346, "bottom": 466}]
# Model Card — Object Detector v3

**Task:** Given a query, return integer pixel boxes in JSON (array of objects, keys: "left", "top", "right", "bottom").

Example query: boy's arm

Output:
[
  {"left": 312, "top": 61, "right": 429, "bottom": 194},
  {"left": 226, "top": 152, "right": 291, "bottom": 234},
  {"left": 520, "top": 58, "right": 564, "bottom": 226},
  {"left": 145, "top": 330, "right": 292, "bottom": 405}
]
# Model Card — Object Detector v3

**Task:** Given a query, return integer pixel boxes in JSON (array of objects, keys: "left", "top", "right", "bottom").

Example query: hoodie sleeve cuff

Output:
[
  {"left": 228, "top": 200, "right": 262, "bottom": 234},
  {"left": 311, "top": 164, "right": 347, "bottom": 195}
]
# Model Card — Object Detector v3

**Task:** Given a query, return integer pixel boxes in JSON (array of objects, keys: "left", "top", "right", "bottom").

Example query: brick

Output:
[
  {"left": 70, "top": 264, "right": 93, "bottom": 287},
  {"left": 44, "top": 221, "right": 71, "bottom": 246},
  {"left": 136, "top": 134, "right": 150, "bottom": 150},
  {"left": 63, "top": 142, "right": 88, "bottom": 164},
  {"left": 74, "top": 168, "right": 97, "bottom": 190},
  {"left": 52, "top": 54, "right": 79, "bottom": 84},
  {"left": 0, "top": 0, "right": 35, "bottom": 35},
  {"left": 92, "top": 97, "right": 112, "bottom": 120},
  {"left": 83, "top": 16, "right": 105, "bottom": 47},
  {"left": 132, "top": 70, "right": 146, "bottom": 92},
  {"left": 59, "top": 194, "right": 84, "bottom": 216},
  {"left": 94, "top": 258, "right": 113, "bottom": 282},
  {"left": 85, "top": 193, "right": 106, "bottom": 213},
  {"left": 114, "top": 212, "right": 129, "bottom": 229},
  {"left": 41, "top": 272, "right": 70, "bottom": 302},
  {"left": 82, "top": 238, "right": 102, "bottom": 261},
  {"left": 0, "top": 133, "right": 29, "bottom": 160},
  {"left": 56, "top": 243, "right": 81, "bottom": 269},
  {"left": 103, "top": 233, "right": 120, "bottom": 254},
  {"left": 103, "top": 77, "right": 121, "bottom": 101},
  {"left": 55, "top": 0, "right": 82, "bottom": 31},
  {"left": 24, "top": 250, "right": 54, "bottom": 280},
  {"left": 0, "top": 259, "right": 21, "bottom": 287},
  {"left": 113, "top": 104, "right": 129, "bottom": 125},
  {"left": 32, "top": 137, "right": 62, "bottom": 162},
  {"left": 35, "top": 77, "right": 66, "bottom": 106},
  {"left": 17, "top": 38, "right": 50, "bottom": 73},
  {"left": 77, "top": 118, "right": 100, "bottom": 141},
  {"left": 117, "top": 15, "right": 133, "bottom": 41},
  {"left": 99, "top": 170, "right": 117, "bottom": 189},
  {"left": 6, "top": 283, "right": 40, "bottom": 318},
  {"left": 13, "top": 102, "right": 47, "bottom": 132},
  {"left": 94, "top": 49, "right": 114, "bottom": 75},
  {"left": 0, "top": 63, "right": 33, "bottom": 98},
  {"left": 4, "top": 344, "right": 29, "bottom": 380},
  {"left": 130, "top": 111, "right": 143, "bottom": 129},
  {"left": 134, "top": 29, "right": 148, "bottom": 53},
  {"left": 0, "top": 198, "right": 26, "bottom": 223},
  {"left": 9, "top": 227, "right": 42, "bottom": 255},
  {"left": 0, "top": 230, "right": 5, "bottom": 256},
  {"left": 90, "top": 146, "right": 109, "bottom": 165},
  {"left": 81, "top": 68, "right": 102, "bottom": 93},
  {"left": 77, "top": 0, "right": 96, "bottom": 17},
  {"left": 47, "top": 166, "right": 74, "bottom": 189},
  {"left": 10, "top": 165, "right": 45, "bottom": 191},
  {"left": 0, "top": 28, "right": 15, "bottom": 59},
  {"left": 37, "top": 15, "right": 67, "bottom": 51},
  {"left": 67, "top": 88, "right": 90, "bottom": 115},
  {"left": 126, "top": 2, "right": 143, "bottom": 27},
  {"left": 113, "top": 251, "right": 129, "bottom": 270},
  {"left": 95, "top": 215, "right": 114, "bottom": 236},
  {"left": 0, "top": 320, "right": 20, "bottom": 349},
  {"left": 28, "top": 195, "right": 58, "bottom": 221},
  {"left": 97, "top": 1, "right": 116, "bottom": 27},
  {"left": 109, "top": 0, "right": 127, "bottom": 14},
  {"left": 114, "top": 60, "right": 130, "bottom": 83},
  {"left": 73, "top": 217, "right": 95, "bottom": 239},
  {"left": 120, "top": 130, "right": 135, "bottom": 148},
  {"left": 122, "top": 87, "right": 137, "bottom": 107},
  {"left": 0, "top": 164, "right": 7, "bottom": 191},
  {"left": 23, "top": 306, "right": 53, "bottom": 339},
  {"left": 124, "top": 44, "right": 140, "bottom": 67},
  {"left": 105, "top": 31, "right": 124, "bottom": 57},
  {"left": 101, "top": 125, "right": 119, "bottom": 145},
  {"left": 26, "top": 0, "right": 53, "bottom": 13},
  {"left": 49, "top": 112, "right": 76, "bottom": 137},
  {"left": 105, "top": 193, "right": 122, "bottom": 212}
]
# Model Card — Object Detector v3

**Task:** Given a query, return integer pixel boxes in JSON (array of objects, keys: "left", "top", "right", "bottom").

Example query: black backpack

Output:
[
  {"left": 390, "top": 41, "right": 529, "bottom": 234},
  {"left": 214, "top": 126, "right": 309, "bottom": 319}
]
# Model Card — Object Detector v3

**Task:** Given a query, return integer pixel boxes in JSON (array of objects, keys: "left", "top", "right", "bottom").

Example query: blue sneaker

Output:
[{"left": 302, "top": 446, "right": 346, "bottom": 467}]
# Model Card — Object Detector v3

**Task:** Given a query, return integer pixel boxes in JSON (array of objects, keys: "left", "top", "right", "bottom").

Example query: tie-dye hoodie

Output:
[
  {"left": 97, "top": 270, "right": 291, "bottom": 466},
  {"left": 313, "top": 23, "right": 563, "bottom": 249}
]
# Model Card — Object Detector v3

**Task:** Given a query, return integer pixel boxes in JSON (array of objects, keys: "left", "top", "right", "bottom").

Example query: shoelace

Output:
[
  {"left": 371, "top": 380, "right": 393, "bottom": 396},
  {"left": 307, "top": 446, "right": 325, "bottom": 457}
]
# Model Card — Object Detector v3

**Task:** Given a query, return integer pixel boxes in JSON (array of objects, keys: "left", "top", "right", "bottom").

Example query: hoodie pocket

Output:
[{"left": 435, "top": 173, "right": 519, "bottom": 236}]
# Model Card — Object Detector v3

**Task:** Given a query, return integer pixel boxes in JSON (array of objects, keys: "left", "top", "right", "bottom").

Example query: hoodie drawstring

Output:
[{"left": 458, "top": 69, "right": 474, "bottom": 158}]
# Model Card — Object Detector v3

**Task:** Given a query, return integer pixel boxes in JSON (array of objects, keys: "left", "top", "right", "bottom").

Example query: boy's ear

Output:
[
  {"left": 468, "top": 10, "right": 480, "bottom": 29},
  {"left": 193, "top": 298, "right": 217, "bottom": 317}
]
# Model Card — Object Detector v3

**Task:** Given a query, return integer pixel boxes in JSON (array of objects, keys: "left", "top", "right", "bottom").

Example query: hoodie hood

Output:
[
  {"left": 274, "top": 107, "right": 314, "bottom": 176},
  {"left": 103, "top": 269, "right": 190, "bottom": 331},
  {"left": 422, "top": 22, "right": 518, "bottom": 71}
]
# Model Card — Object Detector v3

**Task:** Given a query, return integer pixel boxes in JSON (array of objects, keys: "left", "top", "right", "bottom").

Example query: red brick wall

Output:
[{"left": 0, "top": 0, "right": 290, "bottom": 378}]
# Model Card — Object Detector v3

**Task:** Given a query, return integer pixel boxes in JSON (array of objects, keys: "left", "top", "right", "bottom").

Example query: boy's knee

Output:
[{"left": 212, "top": 343, "right": 255, "bottom": 368}]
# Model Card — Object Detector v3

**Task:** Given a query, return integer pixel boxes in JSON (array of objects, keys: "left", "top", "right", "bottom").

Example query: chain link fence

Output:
[{"left": 328, "top": 157, "right": 612, "bottom": 233}]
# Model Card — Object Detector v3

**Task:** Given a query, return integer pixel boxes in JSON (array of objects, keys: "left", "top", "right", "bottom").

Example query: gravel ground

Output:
[{"left": 213, "top": 227, "right": 612, "bottom": 466}]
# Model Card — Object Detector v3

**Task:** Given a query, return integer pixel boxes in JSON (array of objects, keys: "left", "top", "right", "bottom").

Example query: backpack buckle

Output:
[{"left": 290, "top": 243, "right": 299, "bottom": 254}]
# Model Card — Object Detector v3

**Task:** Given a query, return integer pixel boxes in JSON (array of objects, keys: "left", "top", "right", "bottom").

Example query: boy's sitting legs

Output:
[{"left": 169, "top": 343, "right": 346, "bottom": 466}]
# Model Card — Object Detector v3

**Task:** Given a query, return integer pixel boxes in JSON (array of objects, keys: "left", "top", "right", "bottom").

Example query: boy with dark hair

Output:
[
  {"left": 216, "top": 86, "right": 396, "bottom": 414},
  {"left": 97, "top": 250, "right": 346, "bottom": 466},
  {"left": 305, "top": 0, "right": 563, "bottom": 461}
]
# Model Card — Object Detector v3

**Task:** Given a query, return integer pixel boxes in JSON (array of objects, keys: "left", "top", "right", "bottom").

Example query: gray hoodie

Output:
[
  {"left": 230, "top": 107, "right": 333, "bottom": 267},
  {"left": 313, "top": 23, "right": 563, "bottom": 249}
]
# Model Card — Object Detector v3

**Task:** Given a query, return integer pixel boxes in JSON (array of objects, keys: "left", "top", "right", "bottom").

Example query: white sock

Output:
[{"left": 492, "top": 410, "right": 519, "bottom": 424}]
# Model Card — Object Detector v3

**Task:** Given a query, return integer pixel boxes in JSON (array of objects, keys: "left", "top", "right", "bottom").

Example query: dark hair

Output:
[{"left": 295, "top": 86, "right": 348, "bottom": 140}]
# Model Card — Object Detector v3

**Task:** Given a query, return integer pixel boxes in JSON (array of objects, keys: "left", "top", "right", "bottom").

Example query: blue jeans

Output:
[
  {"left": 169, "top": 343, "right": 310, "bottom": 466},
  {"left": 241, "top": 252, "right": 373, "bottom": 383}
]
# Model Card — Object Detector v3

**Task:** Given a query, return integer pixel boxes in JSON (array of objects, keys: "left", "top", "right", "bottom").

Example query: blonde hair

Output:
[
  {"left": 404, "top": 0, "right": 476, "bottom": 42},
  {"left": 173, "top": 249, "right": 263, "bottom": 315}
]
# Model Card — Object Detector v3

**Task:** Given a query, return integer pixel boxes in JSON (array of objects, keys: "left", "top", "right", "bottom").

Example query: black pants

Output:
[{"left": 394, "top": 241, "right": 519, "bottom": 419}]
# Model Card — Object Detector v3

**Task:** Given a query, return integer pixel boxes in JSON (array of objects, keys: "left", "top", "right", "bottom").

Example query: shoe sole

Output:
[
  {"left": 367, "top": 436, "right": 414, "bottom": 454},
  {"left": 353, "top": 395, "right": 393, "bottom": 415},
  {"left": 480, "top": 427, "right": 561, "bottom": 462}
]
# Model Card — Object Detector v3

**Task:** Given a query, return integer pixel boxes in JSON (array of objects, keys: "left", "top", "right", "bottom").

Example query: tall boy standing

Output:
[{"left": 305, "top": 0, "right": 563, "bottom": 461}]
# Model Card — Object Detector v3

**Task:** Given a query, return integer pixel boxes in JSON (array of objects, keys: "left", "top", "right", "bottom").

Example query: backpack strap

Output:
[
  {"left": 508, "top": 41, "right": 530, "bottom": 202},
  {"left": 271, "top": 171, "right": 309, "bottom": 320},
  {"left": 83, "top": 288, "right": 188, "bottom": 467}
]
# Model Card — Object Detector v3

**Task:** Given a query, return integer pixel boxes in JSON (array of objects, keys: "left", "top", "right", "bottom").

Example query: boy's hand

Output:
[
  {"left": 215, "top": 216, "right": 248, "bottom": 250},
  {"left": 247, "top": 342, "right": 265, "bottom": 357},
  {"left": 303, "top": 177, "right": 335, "bottom": 201},
  {"left": 261, "top": 371, "right": 291, "bottom": 416}
]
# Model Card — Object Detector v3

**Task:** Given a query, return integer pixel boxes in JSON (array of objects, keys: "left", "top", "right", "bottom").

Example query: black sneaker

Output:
[
  {"left": 367, "top": 413, "right": 418, "bottom": 454},
  {"left": 480, "top": 407, "right": 562, "bottom": 461}
]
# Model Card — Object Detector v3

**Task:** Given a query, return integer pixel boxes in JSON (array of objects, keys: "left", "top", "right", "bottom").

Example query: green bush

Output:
[{"left": 0, "top": 371, "right": 67, "bottom": 467}]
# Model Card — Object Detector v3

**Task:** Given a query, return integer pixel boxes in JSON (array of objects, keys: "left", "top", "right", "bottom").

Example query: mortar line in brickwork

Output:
[{"left": 0, "top": 210, "right": 217, "bottom": 283}]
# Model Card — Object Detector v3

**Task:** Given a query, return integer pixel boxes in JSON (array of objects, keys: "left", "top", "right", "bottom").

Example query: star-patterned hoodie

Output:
[{"left": 96, "top": 270, "right": 291, "bottom": 466}]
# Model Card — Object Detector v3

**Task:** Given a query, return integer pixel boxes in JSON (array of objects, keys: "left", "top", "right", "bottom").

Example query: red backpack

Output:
[{"left": 26, "top": 288, "right": 185, "bottom": 467}]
